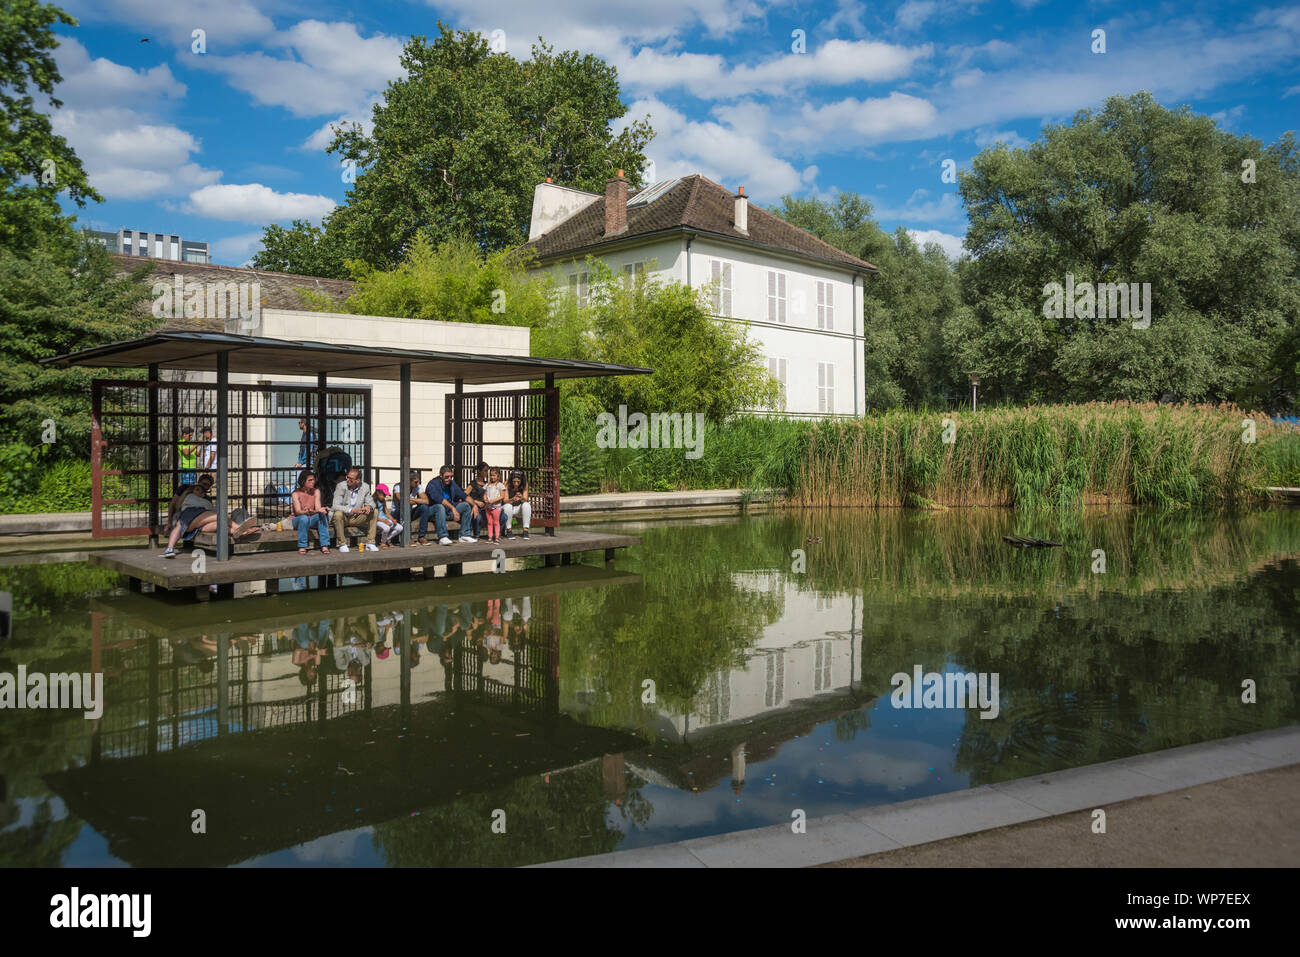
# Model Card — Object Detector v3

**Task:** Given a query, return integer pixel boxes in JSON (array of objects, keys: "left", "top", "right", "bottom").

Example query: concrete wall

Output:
[{"left": 180, "top": 309, "right": 530, "bottom": 481}]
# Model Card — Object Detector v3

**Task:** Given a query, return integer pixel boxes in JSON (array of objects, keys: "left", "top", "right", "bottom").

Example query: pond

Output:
[{"left": 1, "top": 507, "right": 1297, "bottom": 867}]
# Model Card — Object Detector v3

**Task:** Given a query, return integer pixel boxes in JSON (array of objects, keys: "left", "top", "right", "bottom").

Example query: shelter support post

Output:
[
  {"left": 400, "top": 363, "right": 411, "bottom": 548},
  {"left": 147, "top": 363, "right": 159, "bottom": 546},
  {"left": 216, "top": 351, "right": 229, "bottom": 562},
  {"left": 316, "top": 372, "right": 327, "bottom": 472},
  {"left": 546, "top": 372, "right": 557, "bottom": 536}
]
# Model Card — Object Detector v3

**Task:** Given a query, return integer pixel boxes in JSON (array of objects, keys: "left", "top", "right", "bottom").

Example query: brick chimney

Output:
[
  {"left": 735, "top": 185, "right": 748, "bottom": 235},
  {"left": 604, "top": 169, "right": 628, "bottom": 236}
]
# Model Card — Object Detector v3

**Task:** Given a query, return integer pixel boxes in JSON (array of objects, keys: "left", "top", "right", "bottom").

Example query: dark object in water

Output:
[{"left": 1003, "top": 535, "right": 1063, "bottom": 549}]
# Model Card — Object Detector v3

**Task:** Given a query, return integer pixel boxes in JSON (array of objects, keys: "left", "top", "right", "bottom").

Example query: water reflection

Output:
[{"left": 0, "top": 508, "right": 1297, "bottom": 866}]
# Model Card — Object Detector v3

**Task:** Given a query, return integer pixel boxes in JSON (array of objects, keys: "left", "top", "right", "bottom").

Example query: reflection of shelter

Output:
[
  {"left": 45, "top": 331, "right": 649, "bottom": 592},
  {"left": 52, "top": 569, "right": 645, "bottom": 866},
  {"left": 86, "top": 567, "right": 640, "bottom": 753}
]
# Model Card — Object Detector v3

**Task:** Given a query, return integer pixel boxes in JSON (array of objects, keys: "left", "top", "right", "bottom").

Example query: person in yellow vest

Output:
[{"left": 178, "top": 427, "right": 198, "bottom": 486}]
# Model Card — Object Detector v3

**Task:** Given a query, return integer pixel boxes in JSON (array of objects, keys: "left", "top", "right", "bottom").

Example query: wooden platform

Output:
[{"left": 89, "top": 529, "right": 640, "bottom": 599}]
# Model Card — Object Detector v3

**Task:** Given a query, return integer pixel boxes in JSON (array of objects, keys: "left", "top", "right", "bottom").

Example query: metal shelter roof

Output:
[{"left": 43, "top": 331, "right": 654, "bottom": 384}]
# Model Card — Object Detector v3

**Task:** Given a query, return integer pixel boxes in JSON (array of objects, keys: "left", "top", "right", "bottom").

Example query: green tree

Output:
[
  {"left": 250, "top": 219, "right": 346, "bottom": 277},
  {"left": 955, "top": 91, "right": 1300, "bottom": 410},
  {"left": 0, "top": 0, "right": 99, "bottom": 246},
  {"left": 0, "top": 2, "right": 158, "bottom": 462},
  {"left": 259, "top": 25, "right": 654, "bottom": 276},
  {"left": 0, "top": 236, "right": 156, "bottom": 455},
  {"left": 564, "top": 262, "right": 780, "bottom": 421}
]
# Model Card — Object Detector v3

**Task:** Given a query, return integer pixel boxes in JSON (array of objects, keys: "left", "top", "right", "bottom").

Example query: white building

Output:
[{"left": 518, "top": 172, "right": 877, "bottom": 418}]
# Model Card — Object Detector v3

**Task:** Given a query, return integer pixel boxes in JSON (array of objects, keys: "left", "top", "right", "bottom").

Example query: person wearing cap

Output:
[{"left": 373, "top": 483, "right": 402, "bottom": 547}]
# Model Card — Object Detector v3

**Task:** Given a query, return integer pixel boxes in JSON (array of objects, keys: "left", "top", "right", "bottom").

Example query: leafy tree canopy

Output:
[
  {"left": 954, "top": 91, "right": 1300, "bottom": 410},
  {"left": 253, "top": 25, "right": 653, "bottom": 277}
]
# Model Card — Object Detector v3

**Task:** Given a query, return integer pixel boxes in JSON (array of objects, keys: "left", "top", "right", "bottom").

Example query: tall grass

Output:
[
  {"left": 769, "top": 403, "right": 1294, "bottom": 509},
  {"left": 568, "top": 402, "right": 1300, "bottom": 509}
]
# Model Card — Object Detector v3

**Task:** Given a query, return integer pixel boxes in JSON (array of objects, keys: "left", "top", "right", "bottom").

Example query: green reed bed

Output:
[{"left": 762, "top": 403, "right": 1298, "bottom": 509}]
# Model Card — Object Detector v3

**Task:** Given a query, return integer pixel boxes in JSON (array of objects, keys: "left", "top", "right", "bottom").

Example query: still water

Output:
[{"left": 1, "top": 508, "right": 1298, "bottom": 867}]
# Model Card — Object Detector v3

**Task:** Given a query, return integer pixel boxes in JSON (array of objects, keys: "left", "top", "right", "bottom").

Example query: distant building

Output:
[
  {"left": 518, "top": 172, "right": 878, "bottom": 418},
  {"left": 87, "top": 228, "right": 209, "bottom": 264}
]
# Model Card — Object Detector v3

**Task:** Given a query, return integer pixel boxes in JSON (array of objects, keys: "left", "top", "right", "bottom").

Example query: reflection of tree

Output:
[
  {"left": 0, "top": 562, "right": 118, "bottom": 645},
  {"left": 853, "top": 561, "right": 1300, "bottom": 784},
  {"left": 559, "top": 519, "right": 786, "bottom": 732},
  {"left": 373, "top": 758, "right": 647, "bottom": 867}
]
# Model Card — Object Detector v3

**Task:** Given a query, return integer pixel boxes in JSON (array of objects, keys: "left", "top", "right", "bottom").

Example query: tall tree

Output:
[
  {"left": 954, "top": 91, "right": 1300, "bottom": 410},
  {"left": 0, "top": 1, "right": 157, "bottom": 456},
  {"left": 0, "top": 0, "right": 99, "bottom": 245},
  {"left": 253, "top": 26, "right": 653, "bottom": 277}
]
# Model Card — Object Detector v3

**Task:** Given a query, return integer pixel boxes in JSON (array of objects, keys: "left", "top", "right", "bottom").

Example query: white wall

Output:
[
  {"left": 531, "top": 235, "right": 866, "bottom": 418},
  {"left": 686, "top": 237, "right": 865, "bottom": 418},
  {"left": 529, "top": 182, "right": 601, "bottom": 241},
  {"left": 186, "top": 309, "right": 530, "bottom": 481},
  {"left": 536, "top": 236, "right": 683, "bottom": 294}
]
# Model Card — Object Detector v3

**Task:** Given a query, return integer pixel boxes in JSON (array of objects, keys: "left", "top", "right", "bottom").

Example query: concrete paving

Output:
[
  {"left": 536, "top": 725, "right": 1300, "bottom": 868},
  {"left": 823, "top": 763, "right": 1300, "bottom": 868}
]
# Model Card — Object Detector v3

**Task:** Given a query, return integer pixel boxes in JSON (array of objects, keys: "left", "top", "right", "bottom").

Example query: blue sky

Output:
[{"left": 48, "top": 0, "right": 1300, "bottom": 266}]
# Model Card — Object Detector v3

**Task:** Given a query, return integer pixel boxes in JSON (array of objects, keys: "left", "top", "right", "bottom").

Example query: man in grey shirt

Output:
[{"left": 330, "top": 468, "right": 378, "bottom": 552}]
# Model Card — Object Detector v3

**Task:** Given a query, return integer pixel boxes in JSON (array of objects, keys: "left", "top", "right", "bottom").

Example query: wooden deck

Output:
[{"left": 89, "top": 529, "right": 640, "bottom": 599}]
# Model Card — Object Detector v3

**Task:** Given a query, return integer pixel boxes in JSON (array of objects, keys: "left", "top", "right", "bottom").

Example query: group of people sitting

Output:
[
  {"left": 161, "top": 462, "right": 533, "bottom": 558},
  {"left": 290, "top": 595, "right": 534, "bottom": 689},
  {"left": 287, "top": 461, "right": 533, "bottom": 555}
]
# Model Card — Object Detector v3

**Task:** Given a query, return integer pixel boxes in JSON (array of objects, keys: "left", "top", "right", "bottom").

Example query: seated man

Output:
[
  {"left": 393, "top": 469, "right": 428, "bottom": 544},
  {"left": 417, "top": 464, "right": 477, "bottom": 546},
  {"left": 465, "top": 461, "right": 489, "bottom": 538},
  {"left": 329, "top": 468, "right": 379, "bottom": 552}
]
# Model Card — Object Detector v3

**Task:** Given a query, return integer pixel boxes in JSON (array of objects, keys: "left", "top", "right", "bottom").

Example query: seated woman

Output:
[
  {"left": 290, "top": 470, "right": 331, "bottom": 555},
  {"left": 499, "top": 472, "right": 531, "bottom": 539},
  {"left": 162, "top": 475, "right": 256, "bottom": 558}
]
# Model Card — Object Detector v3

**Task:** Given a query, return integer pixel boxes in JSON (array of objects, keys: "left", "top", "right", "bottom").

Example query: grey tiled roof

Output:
[
  {"left": 111, "top": 254, "right": 355, "bottom": 331},
  {"left": 517, "top": 174, "right": 878, "bottom": 272}
]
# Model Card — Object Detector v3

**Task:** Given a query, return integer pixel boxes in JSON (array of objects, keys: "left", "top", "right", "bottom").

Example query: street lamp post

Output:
[{"left": 964, "top": 371, "right": 982, "bottom": 412}]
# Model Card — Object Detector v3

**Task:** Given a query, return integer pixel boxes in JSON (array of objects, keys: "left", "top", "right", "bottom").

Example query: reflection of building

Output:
[
  {"left": 606, "top": 571, "right": 869, "bottom": 798},
  {"left": 667, "top": 571, "right": 860, "bottom": 736}
]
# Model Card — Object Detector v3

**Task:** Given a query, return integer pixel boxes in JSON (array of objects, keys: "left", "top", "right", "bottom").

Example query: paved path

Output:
[
  {"left": 538, "top": 726, "right": 1300, "bottom": 868},
  {"left": 821, "top": 763, "right": 1300, "bottom": 867}
]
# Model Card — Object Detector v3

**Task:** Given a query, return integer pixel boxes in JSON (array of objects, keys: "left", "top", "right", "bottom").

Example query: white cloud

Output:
[
  {"left": 1208, "top": 104, "right": 1246, "bottom": 129},
  {"left": 196, "top": 20, "right": 404, "bottom": 118},
  {"left": 49, "top": 39, "right": 220, "bottom": 200},
  {"left": 907, "top": 228, "right": 966, "bottom": 259},
  {"left": 62, "top": 0, "right": 276, "bottom": 45},
  {"left": 778, "top": 92, "right": 939, "bottom": 152},
  {"left": 419, "top": 0, "right": 763, "bottom": 59},
  {"left": 874, "top": 188, "right": 964, "bottom": 224},
  {"left": 972, "top": 127, "right": 1030, "bottom": 149},
  {"left": 185, "top": 183, "right": 336, "bottom": 224},
  {"left": 896, "top": 1, "right": 939, "bottom": 30},
  {"left": 623, "top": 97, "right": 812, "bottom": 201},
  {"left": 615, "top": 39, "right": 932, "bottom": 98}
]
